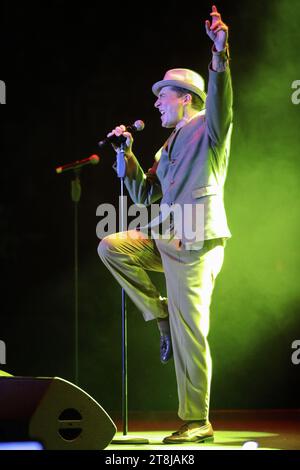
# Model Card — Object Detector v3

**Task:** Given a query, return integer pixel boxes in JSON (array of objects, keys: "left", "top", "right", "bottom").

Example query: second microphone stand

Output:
[{"left": 71, "top": 169, "right": 81, "bottom": 386}]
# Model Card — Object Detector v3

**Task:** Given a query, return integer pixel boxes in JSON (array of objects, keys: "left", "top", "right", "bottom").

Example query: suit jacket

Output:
[{"left": 123, "top": 63, "right": 233, "bottom": 249}]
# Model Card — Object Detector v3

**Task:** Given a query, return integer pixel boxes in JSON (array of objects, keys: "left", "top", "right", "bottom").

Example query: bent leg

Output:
[{"left": 98, "top": 230, "right": 168, "bottom": 321}]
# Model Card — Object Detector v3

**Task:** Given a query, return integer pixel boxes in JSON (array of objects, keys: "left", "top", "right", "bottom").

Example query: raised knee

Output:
[{"left": 97, "top": 236, "right": 114, "bottom": 260}]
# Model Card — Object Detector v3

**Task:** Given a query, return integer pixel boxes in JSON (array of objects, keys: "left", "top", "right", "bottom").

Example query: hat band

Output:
[{"left": 152, "top": 79, "right": 206, "bottom": 102}]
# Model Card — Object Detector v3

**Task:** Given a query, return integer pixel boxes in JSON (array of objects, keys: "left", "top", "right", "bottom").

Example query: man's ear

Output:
[{"left": 183, "top": 93, "right": 192, "bottom": 106}]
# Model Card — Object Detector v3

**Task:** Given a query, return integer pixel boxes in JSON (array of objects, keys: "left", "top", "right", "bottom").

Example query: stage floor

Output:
[{"left": 107, "top": 409, "right": 300, "bottom": 450}]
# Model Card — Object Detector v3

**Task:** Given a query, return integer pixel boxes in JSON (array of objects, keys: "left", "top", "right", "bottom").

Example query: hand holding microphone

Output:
[
  {"left": 108, "top": 124, "right": 134, "bottom": 155},
  {"left": 98, "top": 120, "right": 145, "bottom": 156},
  {"left": 98, "top": 120, "right": 145, "bottom": 178},
  {"left": 55, "top": 120, "right": 145, "bottom": 176}
]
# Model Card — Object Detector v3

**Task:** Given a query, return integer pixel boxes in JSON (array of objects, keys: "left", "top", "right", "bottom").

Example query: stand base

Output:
[{"left": 112, "top": 435, "right": 149, "bottom": 444}]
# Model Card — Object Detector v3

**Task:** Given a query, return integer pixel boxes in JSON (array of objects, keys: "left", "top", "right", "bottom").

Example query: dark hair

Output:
[{"left": 170, "top": 86, "right": 204, "bottom": 111}]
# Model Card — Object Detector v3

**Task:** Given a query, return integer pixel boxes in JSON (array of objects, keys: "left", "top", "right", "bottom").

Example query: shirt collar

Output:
[{"left": 175, "top": 109, "right": 205, "bottom": 131}]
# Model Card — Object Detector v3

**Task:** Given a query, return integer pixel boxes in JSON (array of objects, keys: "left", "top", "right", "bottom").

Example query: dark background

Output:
[{"left": 1, "top": 0, "right": 299, "bottom": 417}]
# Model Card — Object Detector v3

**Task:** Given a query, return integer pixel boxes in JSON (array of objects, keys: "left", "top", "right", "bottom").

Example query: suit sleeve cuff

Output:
[{"left": 212, "top": 44, "right": 230, "bottom": 60}]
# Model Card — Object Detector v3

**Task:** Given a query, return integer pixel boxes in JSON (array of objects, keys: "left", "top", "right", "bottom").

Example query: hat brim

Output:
[{"left": 152, "top": 79, "right": 206, "bottom": 103}]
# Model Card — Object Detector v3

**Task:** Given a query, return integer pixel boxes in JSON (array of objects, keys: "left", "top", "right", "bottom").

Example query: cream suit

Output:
[{"left": 98, "top": 55, "right": 233, "bottom": 420}]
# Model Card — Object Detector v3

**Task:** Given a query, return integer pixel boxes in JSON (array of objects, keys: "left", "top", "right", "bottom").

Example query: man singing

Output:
[{"left": 98, "top": 5, "right": 233, "bottom": 443}]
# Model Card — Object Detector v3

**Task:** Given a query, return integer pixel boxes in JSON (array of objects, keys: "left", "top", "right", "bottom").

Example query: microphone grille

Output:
[
  {"left": 90, "top": 154, "right": 100, "bottom": 165},
  {"left": 134, "top": 120, "right": 145, "bottom": 131}
]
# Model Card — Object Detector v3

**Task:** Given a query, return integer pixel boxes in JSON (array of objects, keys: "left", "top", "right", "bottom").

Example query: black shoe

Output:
[
  {"left": 160, "top": 333, "right": 172, "bottom": 364},
  {"left": 163, "top": 421, "right": 214, "bottom": 444}
]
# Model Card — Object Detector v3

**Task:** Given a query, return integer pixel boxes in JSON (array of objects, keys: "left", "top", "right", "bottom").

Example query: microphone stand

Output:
[
  {"left": 71, "top": 169, "right": 81, "bottom": 387},
  {"left": 57, "top": 158, "right": 98, "bottom": 386},
  {"left": 112, "top": 143, "right": 149, "bottom": 445}
]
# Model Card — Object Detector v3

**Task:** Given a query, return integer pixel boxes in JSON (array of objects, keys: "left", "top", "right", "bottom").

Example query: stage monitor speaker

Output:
[{"left": 0, "top": 376, "right": 117, "bottom": 450}]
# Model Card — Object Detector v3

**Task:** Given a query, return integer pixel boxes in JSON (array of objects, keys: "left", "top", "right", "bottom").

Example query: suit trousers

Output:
[{"left": 98, "top": 230, "right": 225, "bottom": 421}]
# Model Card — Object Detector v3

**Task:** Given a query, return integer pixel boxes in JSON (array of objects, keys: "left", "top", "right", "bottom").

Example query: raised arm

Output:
[{"left": 205, "top": 5, "right": 233, "bottom": 146}]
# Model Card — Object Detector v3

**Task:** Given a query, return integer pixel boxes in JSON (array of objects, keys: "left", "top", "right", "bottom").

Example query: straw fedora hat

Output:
[{"left": 152, "top": 68, "right": 206, "bottom": 103}]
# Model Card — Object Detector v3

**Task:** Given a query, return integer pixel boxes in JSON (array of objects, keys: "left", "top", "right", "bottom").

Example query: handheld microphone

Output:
[
  {"left": 55, "top": 154, "right": 100, "bottom": 174},
  {"left": 98, "top": 120, "right": 145, "bottom": 147}
]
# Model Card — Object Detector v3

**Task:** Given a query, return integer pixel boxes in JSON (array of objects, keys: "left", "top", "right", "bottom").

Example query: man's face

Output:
[{"left": 154, "top": 86, "right": 186, "bottom": 128}]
